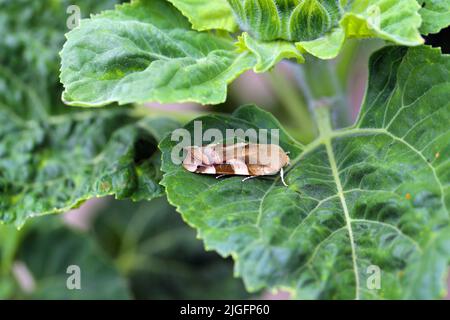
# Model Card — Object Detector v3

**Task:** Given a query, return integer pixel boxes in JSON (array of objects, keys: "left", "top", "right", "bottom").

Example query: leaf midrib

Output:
[
  {"left": 289, "top": 126, "right": 446, "bottom": 208},
  {"left": 284, "top": 123, "right": 447, "bottom": 299},
  {"left": 324, "top": 137, "right": 361, "bottom": 300}
]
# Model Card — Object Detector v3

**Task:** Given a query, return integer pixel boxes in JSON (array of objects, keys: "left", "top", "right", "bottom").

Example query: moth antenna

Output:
[
  {"left": 216, "top": 174, "right": 228, "bottom": 179},
  {"left": 242, "top": 176, "right": 257, "bottom": 182},
  {"left": 280, "top": 167, "right": 288, "bottom": 187}
]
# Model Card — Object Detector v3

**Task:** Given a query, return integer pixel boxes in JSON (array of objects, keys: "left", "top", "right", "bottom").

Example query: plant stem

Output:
[
  {"left": 266, "top": 69, "right": 317, "bottom": 143},
  {"left": 336, "top": 39, "right": 360, "bottom": 90},
  {"left": 296, "top": 56, "right": 352, "bottom": 128},
  {"left": 315, "top": 103, "right": 333, "bottom": 137}
]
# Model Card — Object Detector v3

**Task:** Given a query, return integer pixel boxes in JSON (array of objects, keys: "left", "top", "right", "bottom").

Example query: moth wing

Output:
[
  {"left": 194, "top": 165, "right": 216, "bottom": 174},
  {"left": 226, "top": 158, "right": 250, "bottom": 175},
  {"left": 213, "top": 143, "right": 248, "bottom": 163}
]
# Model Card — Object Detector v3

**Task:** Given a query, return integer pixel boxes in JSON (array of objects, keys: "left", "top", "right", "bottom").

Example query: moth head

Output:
[{"left": 278, "top": 146, "right": 290, "bottom": 168}]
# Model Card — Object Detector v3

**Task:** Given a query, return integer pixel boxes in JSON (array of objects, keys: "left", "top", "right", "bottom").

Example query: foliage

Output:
[
  {"left": 12, "top": 218, "right": 130, "bottom": 299},
  {"left": 0, "top": 197, "right": 249, "bottom": 299},
  {"left": 1, "top": 0, "right": 450, "bottom": 300},
  {"left": 60, "top": 0, "right": 447, "bottom": 107},
  {"left": 0, "top": 0, "right": 179, "bottom": 227},
  {"left": 92, "top": 197, "right": 251, "bottom": 299},
  {"left": 160, "top": 46, "right": 450, "bottom": 299},
  {"left": 418, "top": 0, "right": 450, "bottom": 35}
]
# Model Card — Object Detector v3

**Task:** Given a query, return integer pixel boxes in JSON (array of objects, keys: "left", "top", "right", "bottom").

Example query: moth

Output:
[{"left": 182, "top": 143, "right": 290, "bottom": 186}]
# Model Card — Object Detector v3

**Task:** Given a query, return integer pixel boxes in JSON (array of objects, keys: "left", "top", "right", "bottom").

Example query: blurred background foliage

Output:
[
  {"left": 0, "top": 0, "right": 448, "bottom": 299},
  {"left": 1, "top": 197, "right": 251, "bottom": 299},
  {"left": 0, "top": 0, "right": 250, "bottom": 299},
  {"left": 92, "top": 198, "right": 250, "bottom": 299}
]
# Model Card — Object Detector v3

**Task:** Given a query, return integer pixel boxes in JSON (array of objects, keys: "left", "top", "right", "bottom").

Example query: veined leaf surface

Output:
[
  {"left": 60, "top": 0, "right": 255, "bottom": 107},
  {"left": 160, "top": 46, "right": 450, "bottom": 299},
  {"left": 229, "top": 0, "right": 424, "bottom": 63},
  {"left": 0, "top": 0, "right": 181, "bottom": 227},
  {"left": 418, "top": 0, "right": 450, "bottom": 35},
  {"left": 167, "top": 0, "right": 238, "bottom": 32},
  {"left": 0, "top": 107, "right": 179, "bottom": 227}
]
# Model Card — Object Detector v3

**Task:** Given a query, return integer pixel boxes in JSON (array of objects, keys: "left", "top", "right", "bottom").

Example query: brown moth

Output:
[{"left": 182, "top": 143, "right": 290, "bottom": 186}]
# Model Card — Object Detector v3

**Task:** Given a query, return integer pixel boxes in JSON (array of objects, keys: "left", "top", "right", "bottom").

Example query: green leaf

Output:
[
  {"left": 418, "top": 0, "right": 450, "bottom": 34},
  {"left": 229, "top": 0, "right": 424, "bottom": 60},
  {"left": 160, "top": 46, "right": 450, "bottom": 299},
  {"left": 92, "top": 197, "right": 252, "bottom": 299},
  {"left": 60, "top": 0, "right": 256, "bottom": 107},
  {"left": 296, "top": 28, "right": 346, "bottom": 60},
  {"left": 238, "top": 33, "right": 304, "bottom": 73},
  {"left": 340, "top": 0, "right": 424, "bottom": 45},
  {"left": 167, "top": 0, "right": 238, "bottom": 32},
  {"left": 13, "top": 217, "right": 130, "bottom": 299},
  {"left": 290, "top": 0, "right": 336, "bottom": 41},
  {"left": 0, "top": 0, "right": 180, "bottom": 227},
  {"left": 0, "top": 106, "right": 179, "bottom": 227},
  {"left": 228, "top": 0, "right": 340, "bottom": 41},
  {"left": 0, "top": 0, "right": 119, "bottom": 116}
]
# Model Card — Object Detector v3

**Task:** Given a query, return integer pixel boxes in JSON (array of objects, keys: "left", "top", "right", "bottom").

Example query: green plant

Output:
[
  {"left": 0, "top": 0, "right": 249, "bottom": 299},
  {"left": 1, "top": 0, "right": 449, "bottom": 299}
]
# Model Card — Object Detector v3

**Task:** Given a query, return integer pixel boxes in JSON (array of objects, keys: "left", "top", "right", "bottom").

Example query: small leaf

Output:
[
  {"left": 167, "top": 0, "right": 238, "bottom": 32},
  {"left": 160, "top": 46, "right": 450, "bottom": 299},
  {"left": 0, "top": 0, "right": 178, "bottom": 227},
  {"left": 417, "top": 0, "right": 450, "bottom": 35},
  {"left": 228, "top": 0, "right": 340, "bottom": 41},
  {"left": 341, "top": 0, "right": 424, "bottom": 46},
  {"left": 238, "top": 32, "right": 304, "bottom": 73},
  {"left": 289, "top": 0, "right": 332, "bottom": 41},
  {"left": 0, "top": 107, "right": 179, "bottom": 227},
  {"left": 60, "top": 0, "right": 256, "bottom": 107},
  {"left": 296, "top": 28, "right": 345, "bottom": 60},
  {"left": 228, "top": 0, "right": 424, "bottom": 60},
  {"left": 242, "top": 0, "right": 282, "bottom": 40}
]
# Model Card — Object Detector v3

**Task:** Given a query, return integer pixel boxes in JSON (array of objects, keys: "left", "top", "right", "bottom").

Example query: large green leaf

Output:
[
  {"left": 92, "top": 197, "right": 252, "bottom": 299},
  {"left": 160, "top": 46, "right": 450, "bottom": 299},
  {"left": 6, "top": 217, "right": 130, "bottom": 299},
  {"left": 60, "top": 0, "right": 255, "bottom": 107},
  {"left": 167, "top": 0, "right": 238, "bottom": 32},
  {"left": 228, "top": 0, "right": 424, "bottom": 63},
  {"left": 0, "top": 106, "right": 179, "bottom": 227},
  {"left": 418, "top": 0, "right": 450, "bottom": 34}
]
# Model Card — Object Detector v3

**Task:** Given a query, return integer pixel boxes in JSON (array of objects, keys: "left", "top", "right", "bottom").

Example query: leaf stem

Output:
[
  {"left": 314, "top": 105, "right": 361, "bottom": 299},
  {"left": 315, "top": 103, "right": 333, "bottom": 137},
  {"left": 295, "top": 56, "right": 351, "bottom": 128},
  {"left": 266, "top": 69, "right": 317, "bottom": 143}
]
